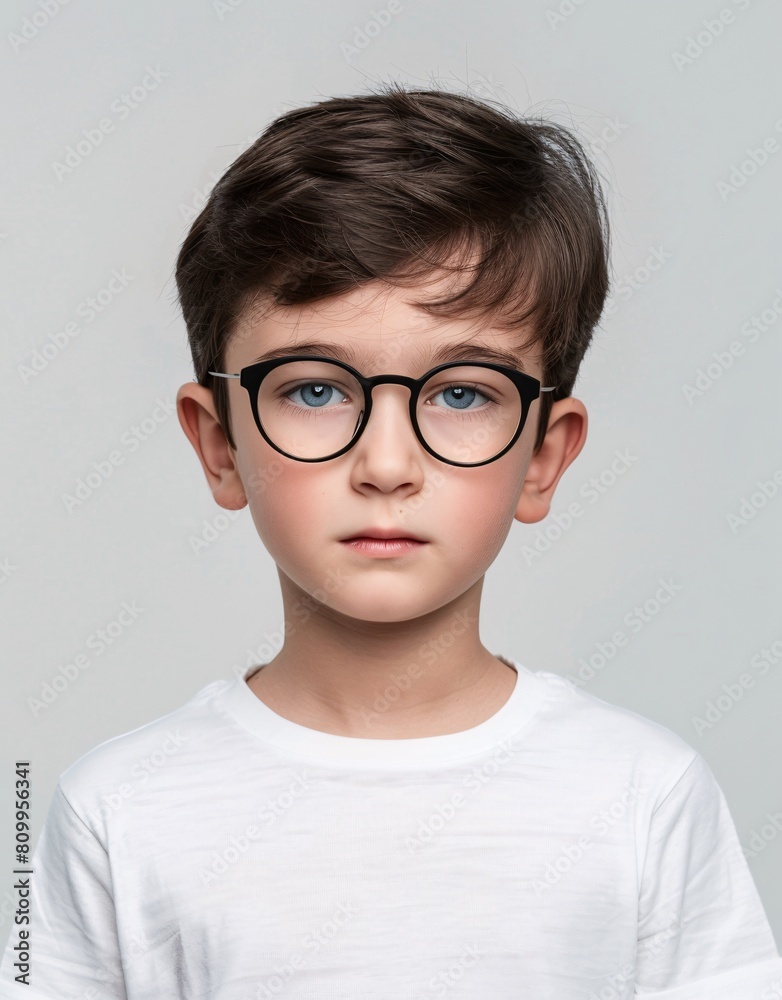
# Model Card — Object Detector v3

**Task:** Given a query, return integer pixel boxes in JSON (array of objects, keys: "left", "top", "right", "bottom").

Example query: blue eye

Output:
[
  {"left": 286, "top": 383, "right": 348, "bottom": 408},
  {"left": 427, "top": 383, "right": 495, "bottom": 411},
  {"left": 432, "top": 385, "right": 482, "bottom": 409}
]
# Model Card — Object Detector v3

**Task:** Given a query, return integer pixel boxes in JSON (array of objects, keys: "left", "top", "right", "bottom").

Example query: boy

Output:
[{"left": 2, "top": 83, "right": 781, "bottom": 999}]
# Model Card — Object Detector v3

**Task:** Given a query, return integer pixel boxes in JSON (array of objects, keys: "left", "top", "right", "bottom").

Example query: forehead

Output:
[{"left": 230, "top": 282, "right": 540, "bottom": 376}]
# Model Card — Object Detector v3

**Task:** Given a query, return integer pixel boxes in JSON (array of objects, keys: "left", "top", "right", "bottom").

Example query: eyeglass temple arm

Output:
[{"left": 204, "top": 371, "right": 557, "bottom": 391}]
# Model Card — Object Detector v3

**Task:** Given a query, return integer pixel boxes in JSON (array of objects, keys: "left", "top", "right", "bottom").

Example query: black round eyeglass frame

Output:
[{"left": 206, "top": 355, "right": 557, "bottom": 468}]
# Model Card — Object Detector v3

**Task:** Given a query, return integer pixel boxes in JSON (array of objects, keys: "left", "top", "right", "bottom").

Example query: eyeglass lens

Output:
[{"left": 255, "top": 360, "right": 524, "bottom": 463}]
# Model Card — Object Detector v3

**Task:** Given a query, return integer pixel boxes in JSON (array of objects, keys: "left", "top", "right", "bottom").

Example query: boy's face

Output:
[{"left": 177, "top": 275, "right": 586, "bottom": 624}]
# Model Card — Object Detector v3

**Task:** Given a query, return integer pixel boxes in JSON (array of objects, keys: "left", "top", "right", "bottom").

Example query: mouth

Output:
[
  {"left": 340, "top": 528, "right": 427, "bottom": 542},
  {"left": 338, "top": 525, "right": 429, "bottom": 557},
  {"left": 340, "top": 536, "right": 428, "bottom": 556}
]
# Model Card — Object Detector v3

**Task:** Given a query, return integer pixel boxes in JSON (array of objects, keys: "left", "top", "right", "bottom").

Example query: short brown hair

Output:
[{"left": 175, "top": 82, "right": 610, "bottom": 455}]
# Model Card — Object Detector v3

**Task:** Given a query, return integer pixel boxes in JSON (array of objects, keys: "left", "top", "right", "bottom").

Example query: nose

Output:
[
  {"left": 359, "top": 382, "right": 418, "bottom": 448},
  {"left": 349, "top": 381, "right": 428, "bottom": 473}
]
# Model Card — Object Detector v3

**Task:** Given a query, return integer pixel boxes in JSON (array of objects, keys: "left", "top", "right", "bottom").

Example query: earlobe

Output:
[
  {"left": 175, "top": 383, "right": 248, "bottom": 511},
  {"left": 514, "top": 398, "right": 588, "bottom": 525}
]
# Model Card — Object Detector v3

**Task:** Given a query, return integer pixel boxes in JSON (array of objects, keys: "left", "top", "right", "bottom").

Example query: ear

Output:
[
  {"left": 515, "top": 397, "right": 588, "bottom": 524},
  {"left": 175, "top": 382, "right": 248, "bottom": 511}
]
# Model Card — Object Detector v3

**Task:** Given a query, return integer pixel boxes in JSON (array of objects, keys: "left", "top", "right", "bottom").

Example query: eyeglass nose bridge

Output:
[{"left": 356, "top": 371, "right": 423, "bottom": 425}]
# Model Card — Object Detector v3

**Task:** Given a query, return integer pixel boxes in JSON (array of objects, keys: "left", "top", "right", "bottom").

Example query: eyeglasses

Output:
[{"left": 207, "top": 356, "right": 556, "bottom": 468}]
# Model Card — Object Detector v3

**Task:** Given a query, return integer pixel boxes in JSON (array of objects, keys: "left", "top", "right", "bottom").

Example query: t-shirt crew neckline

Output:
[{"left": 218, "top": 655, "right": 548, "bottom": 767}]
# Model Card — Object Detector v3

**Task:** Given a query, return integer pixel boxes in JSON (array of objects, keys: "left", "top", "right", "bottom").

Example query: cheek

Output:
[
  {"left": 240, "top": 454, "right": 331, "bottom": 553},
  {"left": 429, "top": 467, "right": 521, "bottom": 554}
]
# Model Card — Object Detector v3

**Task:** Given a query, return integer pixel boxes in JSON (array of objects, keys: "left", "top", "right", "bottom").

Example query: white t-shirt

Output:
[{"left": 1, "top": 657, "right": 781, "bottom": 999}]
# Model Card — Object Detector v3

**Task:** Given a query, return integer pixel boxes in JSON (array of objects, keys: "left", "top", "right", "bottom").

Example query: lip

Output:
[
  {"left": 340, "top": 537, "right": 427, "bottom": 557},
  {"left": 340, "top": 527, "right": 426, "bottom": 542}
]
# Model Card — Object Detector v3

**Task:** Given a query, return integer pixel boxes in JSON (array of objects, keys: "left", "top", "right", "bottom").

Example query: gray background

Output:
[{"left": 2, "top": 0, "right": 781, "bottom": 953}]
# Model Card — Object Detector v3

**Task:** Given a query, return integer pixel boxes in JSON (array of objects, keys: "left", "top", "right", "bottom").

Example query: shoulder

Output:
[
  {"left": 520, "top": 665, "right": 701, "bottom": 802},
  {"left": 56, "top": 676, "right": 235, "bottom": 832}
]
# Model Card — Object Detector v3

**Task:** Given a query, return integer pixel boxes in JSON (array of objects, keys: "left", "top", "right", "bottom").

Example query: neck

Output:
[{"left": 244, "top": 574, "right": 517, "bottom": 738}]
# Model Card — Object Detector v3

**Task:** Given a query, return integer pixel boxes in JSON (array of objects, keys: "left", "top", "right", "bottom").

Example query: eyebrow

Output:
[{"left": 250, "top": 340, "right": 529, "bottom": 372}]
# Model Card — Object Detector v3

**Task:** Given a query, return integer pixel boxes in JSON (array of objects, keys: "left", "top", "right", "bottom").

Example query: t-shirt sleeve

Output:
[
  {"left": 0, "top": 782, "right": 127, "bottom": 1000},
  {"left": 634, "top": 750, "right": 782, "bottom": 998}
]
